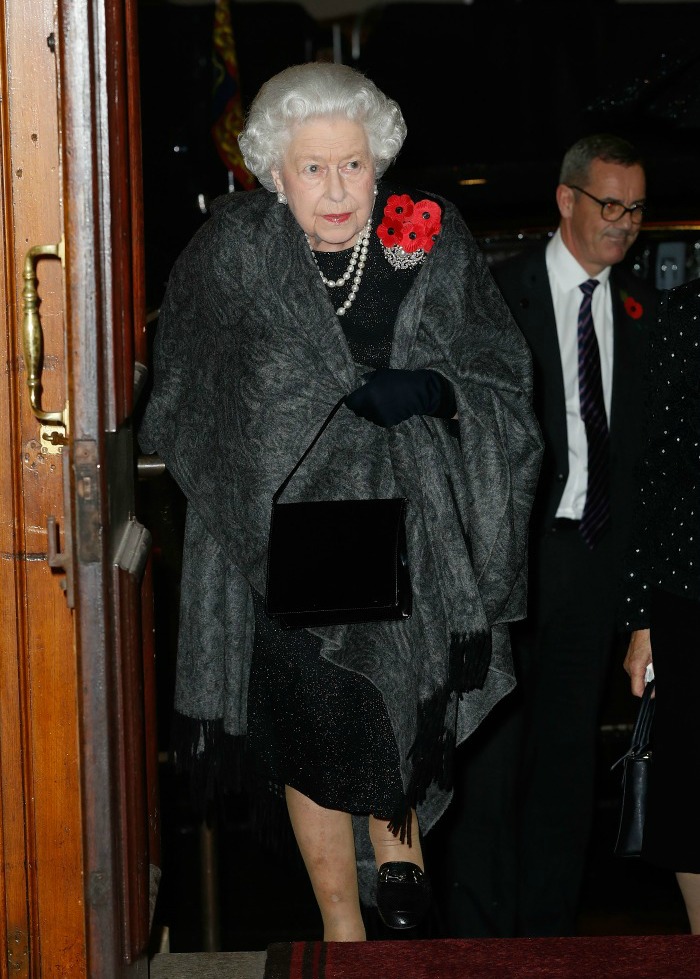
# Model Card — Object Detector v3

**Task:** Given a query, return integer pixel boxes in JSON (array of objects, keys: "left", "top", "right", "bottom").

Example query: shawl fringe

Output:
[
  {"left": 387, "top": 798, "right": 412, "bottom": 844},
  {"left": 170, "top": 712, "right": 245, "bottom": 814},
  {"left": 403, "top": 629, "right": 491, "bottom": 824},
  {"left": 453, "top": 629, "right": 492, "bottom": 694},
  {"left": 169, "top": 711, "right": 297, "bottom": 856}
]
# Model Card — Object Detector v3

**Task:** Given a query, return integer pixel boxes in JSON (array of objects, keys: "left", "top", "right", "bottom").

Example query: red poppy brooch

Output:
[
  {"left": 622, "top": 292, "right": 644, "bottom": 320},
  {"left": 377, "top": 194, "right": 442, "bottom": 270}
]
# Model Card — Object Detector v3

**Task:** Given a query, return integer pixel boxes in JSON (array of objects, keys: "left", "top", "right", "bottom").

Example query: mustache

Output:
[{"left": 603, "top": 227, "right": 636, "bottom": 239}]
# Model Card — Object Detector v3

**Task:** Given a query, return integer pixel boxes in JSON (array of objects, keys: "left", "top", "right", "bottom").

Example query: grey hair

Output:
[
  {"left": 559, "top": 133, "right": 644, "bottom": 186},
  {"left": 238, "top": 62, "right": 407, "bottom": 192}
]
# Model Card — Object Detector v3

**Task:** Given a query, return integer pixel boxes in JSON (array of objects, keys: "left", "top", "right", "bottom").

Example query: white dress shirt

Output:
[{"left": 546, "top": 229, "right": 614, "bottom": 520}]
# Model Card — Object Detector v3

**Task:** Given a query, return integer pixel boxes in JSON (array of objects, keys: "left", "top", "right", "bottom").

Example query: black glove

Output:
[{"left": 345, "top": 367, "right": 456, "bottom": 428}]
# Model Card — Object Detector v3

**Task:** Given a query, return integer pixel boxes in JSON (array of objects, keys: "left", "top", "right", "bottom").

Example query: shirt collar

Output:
[{"left": 546, "top": 228, "right": 611, "bottom": 292}]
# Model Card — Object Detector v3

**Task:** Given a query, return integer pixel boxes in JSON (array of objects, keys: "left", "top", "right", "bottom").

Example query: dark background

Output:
[
  {"left": 137, "top": 0, "right": 698, "bottom": 952},
  {"left": 138, "top": 0, "right": 700, "bottom": 306}
]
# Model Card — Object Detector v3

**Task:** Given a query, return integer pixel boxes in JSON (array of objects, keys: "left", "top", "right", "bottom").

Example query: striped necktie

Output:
[{"left": 578, "top": 279, "right": 610, "bottom": 547}]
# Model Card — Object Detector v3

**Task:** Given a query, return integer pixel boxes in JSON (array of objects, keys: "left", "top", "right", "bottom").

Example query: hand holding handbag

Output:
[
  {"left": 265, "top": 397, "right": 412, "bottom": 630},
  {"left": 612, "top": 679, "right": 655, "bottom": 858},
  {"left": 345, "top": 367, "right": 456, "bottom": 427}
]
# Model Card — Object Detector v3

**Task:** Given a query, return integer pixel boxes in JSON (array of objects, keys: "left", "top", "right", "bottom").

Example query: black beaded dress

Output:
[
  {"left": 620, "top": 279, "right": 700, "bottom": 872},
  {"left": 247, "top": 190, "right": 429, "bottom": 820},
  {"left": 620, "top": 280, "right": 700, "bottom": 632}
]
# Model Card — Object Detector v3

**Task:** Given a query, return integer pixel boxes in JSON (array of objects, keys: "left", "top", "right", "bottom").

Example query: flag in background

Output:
[{"left": 211, "top": 0, "right": 256, "bottom": 189}]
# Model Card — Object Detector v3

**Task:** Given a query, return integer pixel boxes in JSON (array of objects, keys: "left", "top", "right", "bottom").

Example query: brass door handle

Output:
[{"left": 21, "top": 239, "right": 69, "bottom": 429}]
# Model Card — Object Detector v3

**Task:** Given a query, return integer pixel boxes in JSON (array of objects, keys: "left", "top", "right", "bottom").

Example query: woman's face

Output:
[{"left": 272, "top": 117, "right": 376, "bottom": 253}]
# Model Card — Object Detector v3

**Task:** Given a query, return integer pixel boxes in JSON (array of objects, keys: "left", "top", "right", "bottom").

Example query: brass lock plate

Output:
[{"left": 39, "top": 423, "right": 67, "bottom": 455}]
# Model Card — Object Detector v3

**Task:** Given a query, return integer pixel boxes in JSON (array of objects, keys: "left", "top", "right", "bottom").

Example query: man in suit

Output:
[{"left": 435, "top": 134, "right": 658, "bottom": 937}]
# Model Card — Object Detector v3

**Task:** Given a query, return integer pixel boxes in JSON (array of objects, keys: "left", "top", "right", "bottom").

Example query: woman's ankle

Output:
[
  {"left": 322, "top": 910, "right": 366, "bottom": 942},
  {"left": 369, "top": 811, "right": 424, "bottom": 870}
]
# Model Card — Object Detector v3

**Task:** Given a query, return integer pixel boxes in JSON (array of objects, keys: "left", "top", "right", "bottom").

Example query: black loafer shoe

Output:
[{"left": 376, "top": 861, "right": 431, "bottom": 929}]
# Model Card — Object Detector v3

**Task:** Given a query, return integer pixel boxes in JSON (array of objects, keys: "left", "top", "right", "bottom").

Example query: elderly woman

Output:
[{"left": 140, "top": 62, "right": 541, "bottom": 941}]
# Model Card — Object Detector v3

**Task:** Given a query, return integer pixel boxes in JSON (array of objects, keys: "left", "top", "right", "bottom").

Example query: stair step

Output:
[{"left": 150, "top": 951, "right": 266, "bottom": 979}]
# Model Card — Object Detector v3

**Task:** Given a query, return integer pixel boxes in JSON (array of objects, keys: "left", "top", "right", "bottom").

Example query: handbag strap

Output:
[
  {"left": 611, "top": 679, "right": 655, "bottom": 770},
  {"left": 272, "top": 397, "right": 347, "bottom": 505},
  {"left": 630, "top": 678, "right": 655, "bottom": 754}
]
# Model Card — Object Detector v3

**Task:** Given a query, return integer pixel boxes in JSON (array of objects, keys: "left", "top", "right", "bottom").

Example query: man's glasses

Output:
[{"left": 568, "top": 185, "right": 647, "bottom": 224}]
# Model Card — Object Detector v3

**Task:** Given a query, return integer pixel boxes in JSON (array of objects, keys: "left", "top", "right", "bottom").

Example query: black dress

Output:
[
  {"left": 621, "top": 279, "right": 700, "bottom": 872},
  {"left": 247, "top": 190, "right": 425, "bottom": 819}
]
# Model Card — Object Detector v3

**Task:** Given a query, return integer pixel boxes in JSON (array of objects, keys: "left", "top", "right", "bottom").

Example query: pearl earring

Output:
[
  {"left": 277, "top": 191, "right": 287, "bottom": 205},
  {"left": 374, "top": 185, "right": 378, "bottom": 197}
]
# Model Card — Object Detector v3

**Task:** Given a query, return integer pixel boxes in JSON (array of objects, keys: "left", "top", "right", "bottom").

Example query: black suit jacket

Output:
[{"left": 492, "top": 243, "right": 658, "bottom": 565}]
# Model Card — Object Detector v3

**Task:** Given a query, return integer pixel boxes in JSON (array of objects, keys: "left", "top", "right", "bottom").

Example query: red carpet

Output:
[{"left": 264, "top": 935, "right": 700, "bottom": 979}]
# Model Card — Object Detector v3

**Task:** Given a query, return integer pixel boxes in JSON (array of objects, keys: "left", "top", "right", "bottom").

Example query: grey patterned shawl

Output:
[{"left": 139, "top": 184, "right": 542, "bottom": 898}]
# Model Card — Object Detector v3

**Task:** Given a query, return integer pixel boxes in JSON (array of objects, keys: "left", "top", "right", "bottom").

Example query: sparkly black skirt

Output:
[
  {"left": 246, "top": 590, "right": 404, "bottom": 819},
  {"left": 641, "top": 586, "right": 700, "bottom": 873}
]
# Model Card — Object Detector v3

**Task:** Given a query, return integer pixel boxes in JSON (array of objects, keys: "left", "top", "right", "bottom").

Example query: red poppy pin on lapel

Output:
[
  {"left": 622, "top": 293, "right": 644, "bottom": 320},
  {"left": 377, "top": 194, "right": 442, "bottom": 270}
]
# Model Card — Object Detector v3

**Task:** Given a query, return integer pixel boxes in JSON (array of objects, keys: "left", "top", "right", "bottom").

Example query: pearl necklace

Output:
[{"left": 308, "top": 219, "right": 372, "bottom": 316}]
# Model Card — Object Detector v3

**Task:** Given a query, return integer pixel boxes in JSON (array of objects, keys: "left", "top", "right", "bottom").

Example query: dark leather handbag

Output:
[
  {"left": 265, "top": 398, "right": 412, "bottom": 630},
  {"left": 612, "top": 679, "right": 655, "bottom": 858}
]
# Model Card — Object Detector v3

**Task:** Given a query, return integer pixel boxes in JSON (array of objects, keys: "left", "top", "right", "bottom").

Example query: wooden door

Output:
[{"left": 0, "top": 0, "right": 155, "bottom": 975}]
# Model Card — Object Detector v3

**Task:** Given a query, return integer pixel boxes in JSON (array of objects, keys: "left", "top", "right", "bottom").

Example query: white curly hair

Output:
[{"left": 238, "top": 62, "right": 407, "bottom": 192}]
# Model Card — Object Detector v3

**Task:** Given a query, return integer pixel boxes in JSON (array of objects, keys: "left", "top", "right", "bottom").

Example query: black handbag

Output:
[
  {"left": 265, "top": 397, "right": 412, "bottom": 630},
  {"left": 612, "top": 679, "right": 655, "bottom": 858}
]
